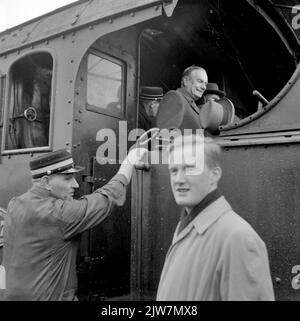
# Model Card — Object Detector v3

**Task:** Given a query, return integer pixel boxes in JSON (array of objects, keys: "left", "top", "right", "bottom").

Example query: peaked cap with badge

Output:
[{"left": 30, "top": 149, "right": 84, "bottom": 179}]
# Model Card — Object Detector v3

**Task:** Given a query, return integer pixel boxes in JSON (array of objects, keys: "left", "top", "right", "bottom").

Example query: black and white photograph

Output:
[{"left": 0, "top": 0, "right": 300, "bottom": 307}]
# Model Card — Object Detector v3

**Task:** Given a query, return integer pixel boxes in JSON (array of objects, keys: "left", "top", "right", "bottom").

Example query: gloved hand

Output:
[{"left": 117, "top": 147, "right": 148, "bottom": 182}]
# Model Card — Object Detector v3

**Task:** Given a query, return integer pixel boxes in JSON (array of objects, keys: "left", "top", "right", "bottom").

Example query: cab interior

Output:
[{"left": 139, "top": 0, "right": 297, "bottom": 124}]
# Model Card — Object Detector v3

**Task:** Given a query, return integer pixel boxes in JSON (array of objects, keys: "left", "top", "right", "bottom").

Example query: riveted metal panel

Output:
[
  {"left": 72, "top": 26, "right": 139, "bottom": 300},
  {"left": 0, "top": 0, "right": 177, "bottom": 55},
  {"left": 220, "top": 143, "right": 300, "bottom": 301}
]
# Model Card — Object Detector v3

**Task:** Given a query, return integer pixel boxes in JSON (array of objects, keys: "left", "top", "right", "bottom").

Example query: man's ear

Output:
[
  {"left": 182, "top": 76, "right": 189, "bottom": 87},
  {"left": 210, "top": 166, "right": 222, "bottom": 185},
  {"left": 40, "top": 175, "right": 51, "bottom": 190}
]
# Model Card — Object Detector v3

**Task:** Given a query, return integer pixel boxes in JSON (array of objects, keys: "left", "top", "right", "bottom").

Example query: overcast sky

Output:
[{"left": 0, "top": 0, "right": 78, "bottom": 32}]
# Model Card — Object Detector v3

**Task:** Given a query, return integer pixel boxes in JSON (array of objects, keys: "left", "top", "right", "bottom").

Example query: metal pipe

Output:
[{"left": 252, "top": 90, "right": 270, "bottom": 105}]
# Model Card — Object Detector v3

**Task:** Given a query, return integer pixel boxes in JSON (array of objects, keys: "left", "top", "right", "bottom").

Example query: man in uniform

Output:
[
  {"left": 156, "top": 135, "right": 274, "bottom": 301},
  {"left": 138, "top": 86, "right": 163, "bottom": 131},
  {"left": 3, "top": 147, "right": 147, "bottom": 300}
]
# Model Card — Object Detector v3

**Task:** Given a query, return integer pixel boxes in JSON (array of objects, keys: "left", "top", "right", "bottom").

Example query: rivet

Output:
[
  {"left": 69, "top": 80, "right": 73, "bottom": 83},
  {"left": 73, "top": 145, "right": 77, "bottom": 149},
  {"left": 75, "top": 90, "right": 79, "bottom": 95},
  {"left": 66, "top": 142, "right": 70, "bottom": 146},
  {"left": 68, "top": 100, "right": 72, "bottom": 104},
  {"left": 72, "top": 40, "right": 75, "bottom": 43},
  {"left": 61, "top": 34, "right": 65, "bottom": 39},
  {"left": 72, "top": 31, "right": 76, "bottom": 36},
  {"left": 17, "top": 50, "right": 20, "bottom": 55},
  {"left": 45, "top": 40, "right": 49, "bottom": 45},
  {"left": 155, "top": 5, "right": 159, "bottom": 10},
  {"left": 78, "top": 109, "right": 83, "bottom": 114},
  {"left": 77, "top": 143, "right": 81, "bottom": 147},
  {"left": 130, "top": 12, "right": 135, "bottom": 17},
  {"left": 70, "top": 59, "right": 74, "bottom": 63},
  {"left": 67, "top": 121, "right": 71, "bottom": 125},
  {"left": 31, "top": 45, "right": 34, "bottom": 49},
  {"left": 109, "top": 18, "right": 113, "bottom": 24},
  {"left": 89, "top": 25, "right": 93, "bottom": 30}
]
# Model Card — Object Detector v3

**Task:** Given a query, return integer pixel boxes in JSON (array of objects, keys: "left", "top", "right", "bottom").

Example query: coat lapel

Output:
[
  {"left": 177, "top": 88, "right": 200, "bottom": 115},
  {"left": 171, "top": 197, "right": 232, "bottom": 246},
  {"left": 193, "top": 197, "right": 232, "bottom": 235}
]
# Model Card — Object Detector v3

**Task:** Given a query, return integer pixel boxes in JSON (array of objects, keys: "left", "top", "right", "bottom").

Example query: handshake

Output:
[{"left": 117, "top": 147, "right": 148, "bottom": 182}]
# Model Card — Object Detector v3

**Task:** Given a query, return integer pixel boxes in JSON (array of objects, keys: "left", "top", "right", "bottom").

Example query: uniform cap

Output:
[
  {"left": 30, "top": 149, "right": 84, "bottom": 179},
  {"left": 140, "top": 86, "right": 163, "bottom": 101}
]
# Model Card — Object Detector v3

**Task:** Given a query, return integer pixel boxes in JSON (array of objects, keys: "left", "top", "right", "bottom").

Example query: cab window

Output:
[
  {"left": 4, "top": 52, "right": 52, "bottom": 151},
  {"left": 86, "top": 52, "right": 124, "bottom": 118}
]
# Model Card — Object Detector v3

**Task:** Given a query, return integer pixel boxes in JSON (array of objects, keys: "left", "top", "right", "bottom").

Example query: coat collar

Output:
[
  {"left": 172, "top": 196, "right": 232, "bottom": 244},
  {"left": 177, "top": 87, "right": 200, "bottom": 115},
  {"left": 193, "top": 196, "right": 232, "bottom": 235},
  {"left": 30, "top": 184, "right": 52, "bottom": 198}
]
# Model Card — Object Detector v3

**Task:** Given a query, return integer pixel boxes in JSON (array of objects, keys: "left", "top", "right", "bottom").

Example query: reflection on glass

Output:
[{"left": 87, "top": 54, "right": 122, "bottom": 114}]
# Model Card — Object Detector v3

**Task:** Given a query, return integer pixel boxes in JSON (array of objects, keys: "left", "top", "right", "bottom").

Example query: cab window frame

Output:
[
  {"left": 1, "top": 50, "right": 55, "bottom": 155},
  {"left": 86, "top": 50, "right": 126, "bottom": 119},
  {"left": 0, "top": 74, "right": 6, "bottom": 128}
]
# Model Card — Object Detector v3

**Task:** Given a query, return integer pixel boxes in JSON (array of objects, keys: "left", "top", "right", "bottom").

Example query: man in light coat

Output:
[{"left": 156, "top": 135, "right": 274, "bottom": 301}]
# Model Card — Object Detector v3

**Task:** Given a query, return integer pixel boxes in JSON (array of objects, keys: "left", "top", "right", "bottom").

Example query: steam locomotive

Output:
[{"left": 0, "top": 0, "right": 300, "bottom": 300}]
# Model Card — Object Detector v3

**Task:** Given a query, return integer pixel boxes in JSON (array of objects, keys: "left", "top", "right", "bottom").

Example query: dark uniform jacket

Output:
[
  {"left": 155, "top": 87, "right": 202, "bottom": 132},
  {"left": 3, "top": 174, "right": 128, "bottom": 301},
  {"left": 138, "top": 104, "right": 154, "bottom": 131}
]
